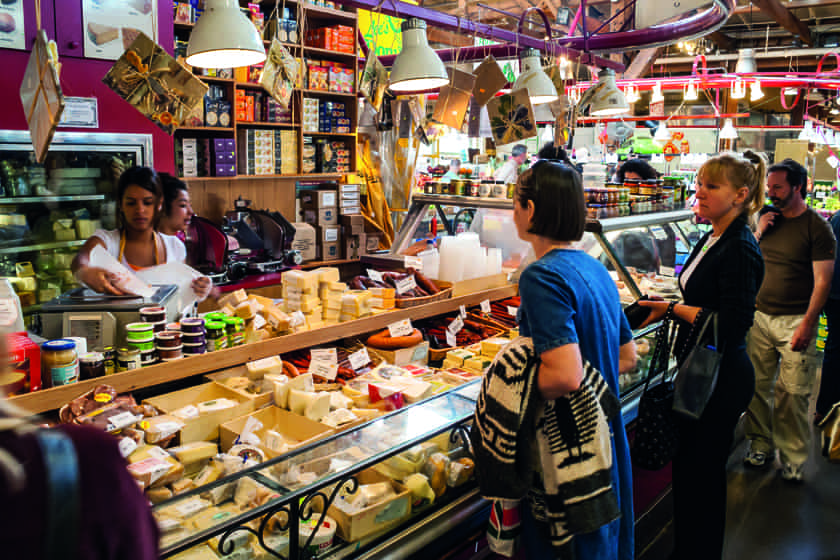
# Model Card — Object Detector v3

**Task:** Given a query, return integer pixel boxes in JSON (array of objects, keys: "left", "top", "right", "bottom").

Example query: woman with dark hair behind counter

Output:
[
  {"left": 157, "top": 173, "right": 193, "bottom": 242},
  {"left": 615, "top": 157, "right": 659, "bottom": 183}
]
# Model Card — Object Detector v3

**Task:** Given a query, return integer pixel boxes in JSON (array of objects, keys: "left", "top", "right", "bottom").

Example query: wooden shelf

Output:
[
  {"left": 302, "top": 131, "right": 356, "bottom": 137},
  {"left": 301, "top": 88, "right": 357, "bottom": 98},
  {"left": 181, "top": 172, "right": 345, "bottom": 181},
  {"left": 300, "top": 258, "right": 358, "bottom": 269},
  {"left": 303, "top": 46, "right": 356, "bottom": 60},
  {"left": 198, "top": 76, "right": 235, "bottom": 84},
  {"left": 235, "top": 121, "right": 300, "bottom": 128},
  {"left": 11, "top": 285, "right": 516, "bottom": 414},
  {"left": 176, "top": 126, "right": 235, "bottom": 132},
  {"left": 304, "top": 4, "right": 358, "bottom": 21},
  {"left": 263, "top": 40, "right": 301, "bottom": 50},
  {"left": 234, "top": 81, "right": 268, "bottom": 89}
]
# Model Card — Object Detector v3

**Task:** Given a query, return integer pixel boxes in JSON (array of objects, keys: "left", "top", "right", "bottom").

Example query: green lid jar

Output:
[
  {"left": 223, "top": 317, "right": 245, "bottom": 347},
  {"left": 205, "top": 320, "right": 227, "bottom": 352}
]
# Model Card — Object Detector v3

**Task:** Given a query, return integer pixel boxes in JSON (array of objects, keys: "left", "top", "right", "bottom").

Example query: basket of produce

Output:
[{"left": 348, "top": 268, "right": 451, "bottom": 308}]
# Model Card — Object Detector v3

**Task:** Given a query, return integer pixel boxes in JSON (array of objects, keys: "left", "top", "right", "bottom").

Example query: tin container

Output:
[{"left": 116, "top": 347, "right": 142, "bottom": 372}]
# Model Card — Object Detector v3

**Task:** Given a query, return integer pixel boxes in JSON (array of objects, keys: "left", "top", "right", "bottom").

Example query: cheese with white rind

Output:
[
  {"left": 304, "top": 392, "right": 331, "bottom": 422},
  {"left": 246, "top": 356, "right": 283, "bottom": 377},
  {"left": 168, "top": 441, "right": 218, "bottom": 465},
  {"left": 194, "top": 461, "right": 224, "bottom": 487},
  {"left": 287, "top": 373, "right": 314, "bottom": 392},
  {"left": 329, "top": 391, "right": 353, "bottom": 410},
  {"left": 272, "top": 377, "right": 290, "bottom": 409},
  {"left": 289, "top": 389, "right": 315, "bottom": 415}
]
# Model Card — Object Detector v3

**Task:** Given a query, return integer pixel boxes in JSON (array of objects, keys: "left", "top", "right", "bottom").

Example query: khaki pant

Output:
[{"left": 745, "top": 309, "right": 819, "bottom": 467}]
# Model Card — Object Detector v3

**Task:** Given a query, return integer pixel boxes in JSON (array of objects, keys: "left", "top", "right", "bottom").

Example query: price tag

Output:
[
  {"left": 459, "top": 305, "right": 467, "bottom": 319},
  {"left": 480, "top": 299, "right": 492, "bottom": 314},
  {"left": 660, "top": 266, "right": 676, "bottom": 278},
  {"left": 449, "top": 315, "right": 464, "bottom": 334},
  {"left": 404, "top": 256, "right": 423, "bottom": 270},
  {"left": 388, "top": 318, "right": 413, "bottom": 338},
  {"left": 446, "top": 329, "right": 457, "bottom": 347},
  {"left": 348, "top": 347, "right": 371, "bottom": 371},
  {"left": 118, "top": 437, "right": 138, "bottom": 458},
  {"left": 290, "top": 311, "right": 306, "bottom": 327},
  {"left": 650, "top": 226, "right": 668, "bottom": 241},
  {"left": 310, "top": 348, "right": 338, "bottom": 364},
  {"left": 395, "top": 275, "right": 418, "bottom": 295},
  {"left": 507, "top": 306, "right": 519, "bottom": 317},
  {"left": 309, "top": 359, "right": 339, "bottom": 381},
  {"left": 367, "top": 269, "right": 384, "bottom": 282},
  {"left": 107, "top": 412, "right": 140, "bottom": 432}
]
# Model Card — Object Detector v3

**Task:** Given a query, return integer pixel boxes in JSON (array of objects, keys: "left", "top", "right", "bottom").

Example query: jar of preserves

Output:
[
  {"left": 625, "top": 180, "right": 640, "bottom": 195},
  {"left": 116, "top": 347, "right": 141, "bottom": 372},
  {"left": 587, "top": 205, "right": 601, "bottom": 220},
  {"left": 224, "top": 317, "right": 245, "bottom": 347},
  {"left": 103, "top": 346, "right": 116, "bottom": 375},
  {"left": 42, "top": 339, "right": 79, "bottom": 388},
  {"left": 205, "top": 320, "right": 227, "bottom": 352},
  {"left": 79, "top": 352, "right": 105, "bottom": 381}
]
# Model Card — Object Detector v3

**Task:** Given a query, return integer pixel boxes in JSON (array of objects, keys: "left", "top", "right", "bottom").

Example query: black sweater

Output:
[{"left": 678, "top": 215, "right": 764, "bottom": 350}]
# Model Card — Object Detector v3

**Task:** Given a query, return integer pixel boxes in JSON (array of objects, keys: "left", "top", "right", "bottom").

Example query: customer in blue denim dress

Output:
[{"left": 514, "top": 161, "right": 638, "bottom": 559}]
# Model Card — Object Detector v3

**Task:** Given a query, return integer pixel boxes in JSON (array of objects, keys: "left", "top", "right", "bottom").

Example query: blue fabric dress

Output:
[{"left": 518, "top": 248, "right": 634, "bottom": 560}]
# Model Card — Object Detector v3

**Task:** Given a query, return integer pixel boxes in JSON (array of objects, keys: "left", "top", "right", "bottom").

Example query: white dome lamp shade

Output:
[
  {"left": 651, "top": 82, "right": 664, "bottom": 103},
  {"left": 719, "top": 118, "right": 738, "bottom": 139},
  {"left": 578, "top": 68, "right": 629, "bottom": 116},
  {"left": 684, "top": 79, "right": 698, "bottom": 101},
  {"left": 513, "top": 49, "right": 558, "bottom": 105},
  {"left": 735, "top": 48, "right": 757, "bottom": 74},
  {"left": 389, "top": 18, "right": 449, "bottom": 93},
  {"left": 653, "top": 121, "right": 671, "bottom": 144},
  {"left": 731, "top": 77, "right": 746, "bottom": 99},
  {"left": 750, "top": 79, "right": 764, "bottom": 101},
  {"left": 186, "top": 0, "right": 266, "bottom": 69}
]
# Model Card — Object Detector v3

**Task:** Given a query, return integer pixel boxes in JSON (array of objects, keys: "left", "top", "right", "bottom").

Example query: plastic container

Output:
[
  {"left": 140, "top": 350, "right": 157, "bottom": 366},
  {"left": 205, "top": 320, "right": 228, "bottom": 352},
  {"left": 126, "top": 338, "right": 155, "bottom": 352},
  {"left": 183, "top": 341, "right": 206, "bottom": 355},
  {"left": 180, "top": 317, "right": 205, "bottom": 334},
  {"left": 224, "top": 317, "right": 245, "bottom": 347},
  {"left": 299, "top": 515, "right": 337, "bottom": 555},
  {"left": 79, "top": 352, "right": 105, "bottom": 380},
  {"left": 155, "top": 331, "right": 182, "bottom": 348},
  {"left": 125, "top": 323, "right": 154, "bottom": 341},
  {"left": 116, "top": 347, "right": 142, "bottom": 371},
  {"left": 139, "top": 306, "right": 165, "bottom": 323},
  {"left": 158, "top": 346, "right": 183, "bottom": 360},
  {"left": 42, "top": 339, "right": 79, "bottom": 388}
]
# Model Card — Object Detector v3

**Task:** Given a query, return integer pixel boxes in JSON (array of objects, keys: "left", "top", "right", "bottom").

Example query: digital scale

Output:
[{"left": 40, "top": 285, "right": 179, "bottom": 350}]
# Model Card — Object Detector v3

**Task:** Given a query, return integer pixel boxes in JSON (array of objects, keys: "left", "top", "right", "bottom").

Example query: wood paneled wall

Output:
[{"left": 186, "top": 177, "right": 299, "bottom": 224}]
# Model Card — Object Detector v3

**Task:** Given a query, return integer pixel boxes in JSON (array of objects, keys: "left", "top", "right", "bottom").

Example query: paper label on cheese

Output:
[
  {"left": 448, "top": 315, "right": 464, "bottom": 335},
  {"left": 153, "top": 421, "right": 183, "bottom": 435},
  {"left": 175, "top": 499, "right": 207, "bottom": 518},
  {"left": 480, "top": 300, "right": 492, "bottom": 314},
  {"left": 128, "top": 457, "right": 170, "bottom": 485},
  {"left": 412, "top": 344, "right": 428, "bottom": 362},
  {"left": 404, "top": 256, "right": 423, "bottom": 270},
  {"left": 172, "top": 405, "right": 199, "bottom": 419},
  {"left": 107, "top": 412, "right": 139, "bottom": 431},
  {"left": 446, "top": 329, "right": 457, "bottom": 347},
  {"left": 395, "top": 275, "right": 417, "bottom": 295},
  {"left": 310, "top": 359, "right": 339, "bottom": 380},
  {"left": 459, "top": 305, "right": 467, "bottom": 319},
  {"left": 118, "top": 437, "right": 138, "bottom": 458},
  {"left": 367, "top": 269, "right": 384, "bottom": 282},
  {"left": 148, "top": 446, "right": 171, "bottom": 460},
  {"left": 253, "top": 313, "right": 267, "bottom": 330},
  {"left": 507, "top": 306, "right": 518, "bottom": 317},
  {"left": 310, "top": 347, "right": 338, "bottom": 364},
  {"left": 348, "top": 347, "right": 371, "bottom": 371},
  {"left": 388, "top": 318, "right": 413, "bottom": 338},
  {"left": 290, "top": 311, "right": 306, "bottom": 327}
]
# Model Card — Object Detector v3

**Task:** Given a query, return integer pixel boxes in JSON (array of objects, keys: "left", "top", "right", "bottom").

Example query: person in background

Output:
[
  {"left": 0, "top": 335, "right": 159, "bottom": 559},
  {"left": 441, "top": 158, "right": 461, "bottom": 181},
  {"left": 639, "top": 151, "right": 766, "bottom": 560},
  {"left": 514, "top": 161, "right": 637, "bottom": 558},
  {"left": 816, "top": 210, "right": 840, "bottom": 421},
  {"left": 744, "top": 158, "right": 836, "bottom": 482},
  {"left": 614, "top": 157, "right": 659, "bottom": 183},
  {"left": 536, "top": 142, "right": 573, "bottom": 166},
  {"left": 494, "top": 144, "right": 528, "bottom": 184},
  {"left": 157, "top": 173, "right": 193, "bottom": 243},
  {"left": 71, "top": 166, "right": 211, "bottom": 300}
]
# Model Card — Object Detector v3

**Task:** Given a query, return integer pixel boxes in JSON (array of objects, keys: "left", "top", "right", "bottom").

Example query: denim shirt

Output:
[{"left": 518, "top": 248, "right": 635, "bottom": 560}]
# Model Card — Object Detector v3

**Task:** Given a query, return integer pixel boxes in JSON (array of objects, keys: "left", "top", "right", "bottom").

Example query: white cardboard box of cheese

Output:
[{"left": 219, "top": 406, "right": 333, "bottom": 459}]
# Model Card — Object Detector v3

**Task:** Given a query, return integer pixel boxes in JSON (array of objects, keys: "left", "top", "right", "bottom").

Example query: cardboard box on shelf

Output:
[
  {"left": 300, "top": 189, "right": 338, "bottom": 209},
  {"left": 344, "top": 233, "right": 366, "bottom": 260},
  {"left": 320, "top": 241, "right": 341, "bottom": 261},
  {"left": 340, "top": 213, "right": 364, "bottom": 234},
  {"left": 303, "top": 207, "right": 339, "bottom": 226},
  {"left": 292, "top": 222, "right": 317, "bottom": 261},
  {"left": 314, "top": 225, "right": 341, "bottom": 244},
  {"left": 219, "top": 406, "right": 333, "bottom": 458},
  {"left": 327, "top": 469, "right": 411, "bottom": 543},
  {"left": 365, "top": 233, "right": 383, "bottom": 252},
  {"left": 367, "top": 340, "right": 429, "bottom": 367}
]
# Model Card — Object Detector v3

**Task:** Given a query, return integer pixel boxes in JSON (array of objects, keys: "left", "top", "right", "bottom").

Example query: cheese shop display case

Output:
[{"left": 0, "top": 131, "right": 153, "bottom": 322}]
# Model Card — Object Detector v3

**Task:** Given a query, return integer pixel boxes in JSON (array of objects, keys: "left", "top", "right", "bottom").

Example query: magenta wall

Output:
[{"left": 0, "top": 0, "right": 175, "bottom": 173}]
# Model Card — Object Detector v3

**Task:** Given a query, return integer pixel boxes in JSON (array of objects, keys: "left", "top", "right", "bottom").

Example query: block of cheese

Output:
[
  {"left": 127, "top": 445, "right": 185, "bottom": 488},
  {"left": 87, "top": 22, "right": 119, "bottom": 45},
  {"left": 288, "top": 373, "right": 314, "bottom": 392},
  {"left": 370, "top": 297, "right": 395, "bottom": 310},
  {"left": 317, "top": 267, "right": 341, "bottom": 284},
  {"left": 146, "top": 486, "right": 173, "bottom": 504},
  {"left": 330, "top": 391, "right": 353, "bottom": 410},
  {"left": 289, "top": 389, "right": 316, "bottom": 415},
  {"left": 220, "top": 304, "right": 236, "bottom": 316},
  {"left": 218, "top": 289, "right": 248, "bottom": 309},
  {"left": 248, "top": 294, "right": 277, "bottom": 308},
  {"left": 194, "top": 461, "right": 224, "bottom": 487},
  {"left": 323, "top": 297, "right": 342, "bottom": 311},
  {"left": 188, "top": 504, "right": 242, "bottom": 532},
  {"left": 464, "top": 356, "right": 492, "bottom": 372},
  {"left": 369, "top": 287, "right": 396, "bottom": 298},
  {"left": 282, "top": 269, "right": 319, "bottom": 294},
  {"left": 263, "top": 307, "right": 291, "bottom": 332},
  {"left": 158, "top": 497, "right": 211, "bottom": 520},
  {"left": 481, "top": 337, "right": 511, "bottom": 358},
  {"left": 246, "top": 356, "right": 283, "bottom": 377},
  {"left": 168, "top": 441, "right": 218, "bottom": 465},
  {"left": 323, "top": 281, "right": 347, "bottom": 292},
  {"left": 235, "top": 300, "right": 259, "bottom": 319},
  {"left": 304, "top": 392, "right": 332, "bottom": 421},
  {"left": 197, "top": 398, "right": 237, "bottom": 414},
  {"left": 395, "top": 379, "right": 432, "bottom": 403},
  {"left": 141, "top": 415, "right": 185, "bottom": 444},
  {"left": 171, "top": 478, "right": 197, "bottom": 495},
  {"left": 200, "top": 482, "right": 235, "bottom": 505},
  {"left": 323, "top": 307, "right": 340, "bottom": 321}
]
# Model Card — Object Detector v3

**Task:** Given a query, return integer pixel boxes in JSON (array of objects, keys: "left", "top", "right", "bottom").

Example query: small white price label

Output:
[
  {"left": 449, "top": 315, "right": 464, "bottom": 334},
  {"left": 367, "top": 269, "right": 384, "bottom": 282},
  {"left": 507, "top": 306, "right": 519, "bottom": 317},
  {"left": 660, "top": 266, "right": 676, "bottom": 278},
  {"left": 118, "top": 437, "right": 138, "bottom": 458},
  {"left": 404, "top": 256, "right": 423, "bottom": 270},
  {"left": 309, "top": 359, "right": 339, "bottom": 380},
  {"left": 310, "top": 347, "right": 338, "bottom": 364},
  {"left": 395, "top": 275, "right": 418, "bottom": 295},
  {"left": 480, "top": 300, "right": 492, "bottom": 314},
  {"left": 348, "top": 347, "right": 371, "bottom": 370},
  {"left": 388, "top": 318, "right": 414, "bottom": 337},
  {"left": 446, "top": 329, "right": 457, "bottom": 347},
  {"left": 459, "top": 305, "right": 467, "bottom": 319}
]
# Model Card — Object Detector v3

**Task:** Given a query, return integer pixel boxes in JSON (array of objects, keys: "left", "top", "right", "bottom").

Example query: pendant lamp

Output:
[
  {"left": 750, "top": 79, "right": 764, "bottom": 101},
  {"left": 731, "top": 77, "right": 745, "bottom": 99},
  {"left": 719, "top": 118, "right": 738, "bottom": 140},
  {"left": 814, "top": 125, "right": 828, "bottom": 145},
  {"left": 186, "top": 0, "right": 266, "bottom": 68},
  {"left": 799, "top": 121, "right": 814, "bottom": 141},
  {"left": 735, "top": 48, "right": 757, "bottom": 74},
  {"left": 684, "top": 79, "right": 698, "bottom": 101},
  {"left": 578, "top": 68, "right": 629, "bottom": 116},
  {"left": 513, "top": 49, "right": 558, "bottom": 105},
  {"left": 651, "top": 82, "right": 664, "bottom": 104},
  {"left": 624, "top": 84, "right": 640, "bottom": 103},
  {"left": 389, "top": 18, "right": 449, "bottom": 93},
  {"left": 653, "top": 122, "right": 671, "bottom": 143}
]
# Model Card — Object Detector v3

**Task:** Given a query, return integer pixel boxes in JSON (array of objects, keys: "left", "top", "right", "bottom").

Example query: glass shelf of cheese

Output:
[{"left": 154, "top": 387, "right": 478, "bottom": 559}]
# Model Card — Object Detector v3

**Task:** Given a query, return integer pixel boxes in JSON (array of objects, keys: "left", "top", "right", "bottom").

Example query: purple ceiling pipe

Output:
[
  {"left": 341, "top": 0, "right": 734, "bottom": 55},
  {"left": 375, "top": 43, "right": 610, "bottom": 68}
]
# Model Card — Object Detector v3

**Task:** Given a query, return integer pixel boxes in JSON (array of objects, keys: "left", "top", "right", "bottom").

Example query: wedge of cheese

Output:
[
  {"left": 317, "top": 267, "right": 341, "bottom": 284},
  {"left": 168, "top": 441, "right": 218, "bottom": 465},
  {"left": 246, "top": 356, "right": 283, "bottom": 377}
]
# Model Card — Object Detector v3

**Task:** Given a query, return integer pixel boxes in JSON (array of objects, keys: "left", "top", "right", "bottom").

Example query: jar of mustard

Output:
[{"left": 42, "top": 339, "right": 79, "bottom": 388}]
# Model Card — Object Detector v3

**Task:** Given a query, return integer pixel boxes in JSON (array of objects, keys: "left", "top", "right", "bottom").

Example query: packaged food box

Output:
[
  {"left": 219, "top": 406, "right": 333, "bottom": 458},
  {"left": 327, "top": 468, "right": 411, "bottom": 542}
]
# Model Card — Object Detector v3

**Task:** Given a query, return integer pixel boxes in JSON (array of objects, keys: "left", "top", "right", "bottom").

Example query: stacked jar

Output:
[
  {"left": 205, "top": 319, "right": 228, "bottom": 352},
  {"left": 116, "top": 347, "right": 142, "bottom": 371},
  {"left": 181, "top": 317, "right": 207, "bottom": 355},
  {"left": 156, "top": 330, "right": 183, "bottom": 362},
  {"left": 140, "top": 306, "right": 167, "bottom": 334},
  {"left": 125, "top": 322, "right": 155, "bottom": 365},
  {"left": 224, "top": 317, "right": 245, "bottom": 347}
]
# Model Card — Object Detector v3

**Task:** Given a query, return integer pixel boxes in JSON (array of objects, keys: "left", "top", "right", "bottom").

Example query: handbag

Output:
[
  {"left": 818, "top": 401, "right": 840, "bottom": 463},
  {"left": 672, "top": 311, "right": 722, "bottom": 420},
  {"left": 632, "top": 305, "right": 680, "bottom": 471}
]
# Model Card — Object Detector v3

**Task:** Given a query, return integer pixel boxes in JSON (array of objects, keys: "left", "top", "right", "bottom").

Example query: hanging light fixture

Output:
[
  {"left": 513, "top": 48, "right": 559, "bottom": 104},
  {"left": 735, "top": 48, "right": 757, "bottom": 74},
  {"left": 389, "top": 18, "right": 449, "bottom": 93},
  {"left": 731, "top": 77, "right": 746, "bottom": 99},
  {"left": 750, "top": 79, "right": 764, "bottom": 101},
  {"left": 624, "top": 84, "right": 640, "bottom": 103},
  {"left": 576, "top": 68, "right": 629, "bottom": 116},
  {"left": 684, "top": 79, "right": 698, "bottom": 101},
  {"left": 825, "top": 129, "right": 836, "bottom": 146},
  {"left": 799, "top": 121, "right": 814, "bottom": 141},
  {"left": 651, "top": 82, "right": 664, "bottom": 103},
  {"left": 186, "top": 0, "right": 266, "bottom": 68},
  {"left": 814, "top": 125, "right": 828, "bottom": 145},
  {"left": 653, "top": 122, "right": 671, "bottom": 144},
  {"left": 719, "top": 118, "right": 738, "bottom": 139}
]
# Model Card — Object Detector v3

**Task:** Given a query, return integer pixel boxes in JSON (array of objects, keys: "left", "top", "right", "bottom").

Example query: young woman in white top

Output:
[{"left": 71, "top": 166, "right": 211, "bottom": 300}]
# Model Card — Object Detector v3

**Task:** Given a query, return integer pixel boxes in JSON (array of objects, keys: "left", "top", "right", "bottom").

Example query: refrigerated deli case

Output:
[{"left": 148, "top": 205, "right": 704, "bottom": 559}]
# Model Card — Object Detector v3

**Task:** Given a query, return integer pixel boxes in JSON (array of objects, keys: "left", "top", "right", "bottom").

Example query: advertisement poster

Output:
[
  {"left": 0, "top": 0, "right": 25, "bottom": 51},
  {"left": 82, "top": 0, "right": 157, "bottom": 60}
]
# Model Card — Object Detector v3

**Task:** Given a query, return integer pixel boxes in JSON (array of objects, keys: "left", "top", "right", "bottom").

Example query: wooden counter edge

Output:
[{"left": 12, "top": 284, "right": 518, "bottom": 415}]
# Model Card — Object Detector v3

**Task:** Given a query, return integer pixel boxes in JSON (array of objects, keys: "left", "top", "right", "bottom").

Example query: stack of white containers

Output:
[
  {"left": 437, "top": 233, "right": 503, "bottom": 282},
  {"left": 582, "top": 162, "right": 607, "bottom": 189}
]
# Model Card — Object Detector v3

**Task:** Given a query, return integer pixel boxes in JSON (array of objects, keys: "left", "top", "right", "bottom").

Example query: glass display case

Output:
[{"left": 0, "top": 131, "right": 153, "bottom": 322}]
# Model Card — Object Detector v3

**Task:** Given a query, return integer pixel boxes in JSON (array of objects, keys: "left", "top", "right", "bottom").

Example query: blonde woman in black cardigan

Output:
[{"left": 639, "top": 151, "right": 766, "bottom": 560}]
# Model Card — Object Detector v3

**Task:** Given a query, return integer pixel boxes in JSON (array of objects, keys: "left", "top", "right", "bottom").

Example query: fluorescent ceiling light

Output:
[
  {"left": 389, "top": 18, "right": 449, "bottom": 93},
  {"left": 186, "top": 0, "right": 266, "bottom": 69}
]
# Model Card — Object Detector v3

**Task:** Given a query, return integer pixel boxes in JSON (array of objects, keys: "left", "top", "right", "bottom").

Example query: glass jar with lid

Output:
[{"left": 42, "top": 339, "right": 79, "bottom": 388}]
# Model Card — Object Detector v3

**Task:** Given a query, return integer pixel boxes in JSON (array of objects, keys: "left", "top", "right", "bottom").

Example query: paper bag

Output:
[
  {"left": 102, "top": 31, "right": 208, "bottom": 135},
  {"left": 260, "top": 38, "right": 298, "bottom": 109},
  {"left": 19, "top": 30, "right": 65, "bottom": 163},
  {"left": 359, "top": 53, "right": 388, "bottom": 111},
  {"left": 432, "top": 68, "right": 476, "bottom": 130},
  {"left": 472, "top": 55, "right": 507, "bottom": 106},
  {"left": 486, "top": 89, "right": 536, "bottom": 146}
]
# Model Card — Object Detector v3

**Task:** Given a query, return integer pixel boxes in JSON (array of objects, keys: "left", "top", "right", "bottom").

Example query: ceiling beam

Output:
[
  {"left": 750, "top": 0, "right": 814, "bottom": 45},
  {"left": 427, "top": 27, "right": 475, "bottom": 46},
  {"left": 622, "top": 46, "right": 664, "bottom": 79},
  {"left": 732, "top": 0, "right": 840, "bottom": 15},
  {"left": 707, "top": 30, "right": 734, "bottom": 51}
]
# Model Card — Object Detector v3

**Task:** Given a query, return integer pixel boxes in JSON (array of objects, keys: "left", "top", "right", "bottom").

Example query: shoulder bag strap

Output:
[{"left": 35, "top": 429, "right": 80, "bottom": 560}]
